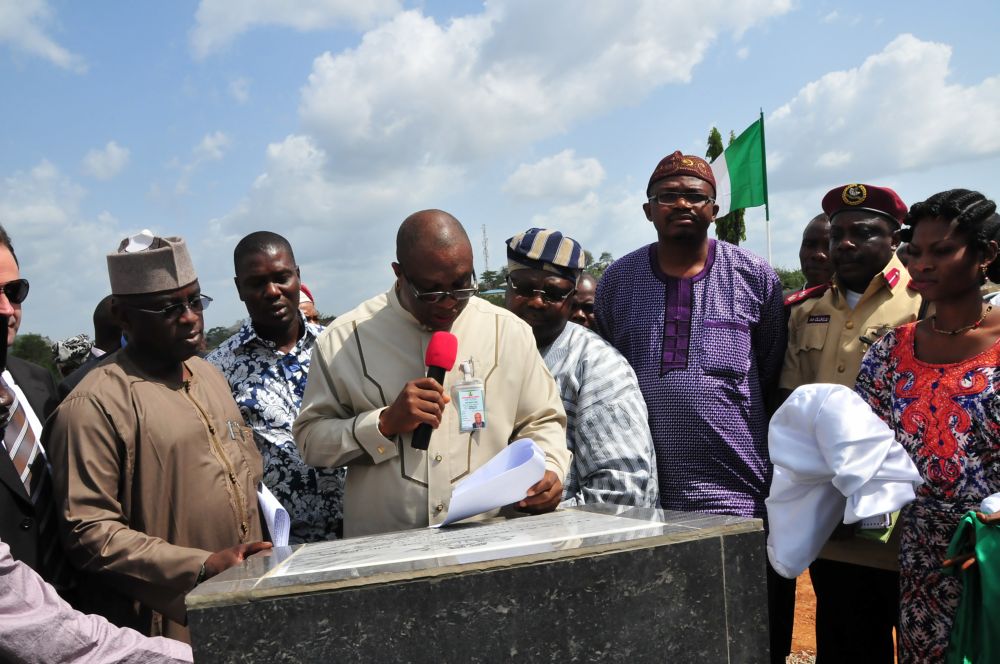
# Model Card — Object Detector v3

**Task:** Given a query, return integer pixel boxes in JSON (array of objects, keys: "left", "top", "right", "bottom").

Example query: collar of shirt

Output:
[{"left": 233, "top": 311, "right": 322, "bottom": 354}]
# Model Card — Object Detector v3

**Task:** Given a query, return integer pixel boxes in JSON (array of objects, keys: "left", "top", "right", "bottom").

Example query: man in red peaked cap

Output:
[{"left": 778, "top": 183, "right": 924, "bottom": 662}]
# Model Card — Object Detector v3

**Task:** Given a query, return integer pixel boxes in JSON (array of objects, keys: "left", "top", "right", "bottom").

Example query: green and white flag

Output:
[{"left": 710, "top": 116, "right": 769, "bottom": 219}]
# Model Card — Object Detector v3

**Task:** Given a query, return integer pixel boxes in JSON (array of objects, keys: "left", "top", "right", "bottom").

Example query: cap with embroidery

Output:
[
  {"left": 506, "top": 228, "right": 585, "bottom": 280},
  {"left": 107, "top": 230, "right": 198, "bottom": 296},
  {"left": 821, "top": 184, "right": 907, "bottom": 226},
  {"left": 647, "top": 151, "right": 717, "bottom": 196}
]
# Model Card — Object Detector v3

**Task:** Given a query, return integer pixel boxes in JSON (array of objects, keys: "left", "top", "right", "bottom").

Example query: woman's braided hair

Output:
[{"left": 901, "top": 189, "right": 999, "bottom": 283}]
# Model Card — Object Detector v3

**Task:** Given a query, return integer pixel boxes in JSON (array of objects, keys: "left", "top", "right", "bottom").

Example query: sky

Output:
[{"left": 1, "top": 0, "right": 999, "bottom": 340}]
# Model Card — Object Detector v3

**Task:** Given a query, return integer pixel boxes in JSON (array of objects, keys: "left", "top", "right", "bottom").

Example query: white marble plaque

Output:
[{"left": 267, "top": 509, "right": 665, "bottom": 579}]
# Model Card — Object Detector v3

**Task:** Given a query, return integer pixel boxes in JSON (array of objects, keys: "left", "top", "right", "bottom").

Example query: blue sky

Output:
[{"left": 1, "top": 0, "right": 998, "bottom": 340}]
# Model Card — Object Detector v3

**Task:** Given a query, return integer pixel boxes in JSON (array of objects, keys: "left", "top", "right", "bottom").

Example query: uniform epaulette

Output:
[{"left": 784, "top": 283, "right": 829, "bottom": 307}]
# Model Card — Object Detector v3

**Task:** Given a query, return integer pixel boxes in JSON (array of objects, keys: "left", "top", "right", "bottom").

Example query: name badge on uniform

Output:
[
  {"left": 807, "top": 314, "right": 831, "bottom": 324},
  {"left": 454, "top": 358, "right": 486, "bottom": 432}
]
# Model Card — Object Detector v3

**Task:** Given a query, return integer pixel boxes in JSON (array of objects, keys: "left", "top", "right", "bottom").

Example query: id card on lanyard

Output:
[{"left": 453, "top": 358, "right": 486, "bottom": 432}]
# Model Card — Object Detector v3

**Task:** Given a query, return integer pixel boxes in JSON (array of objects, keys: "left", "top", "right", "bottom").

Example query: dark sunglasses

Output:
[
  {"left": 0, "top": 279, "right": 30, "bottom": 305},
  {"left": 125, "top": 294, "right": 213, "bottom": 319},
  {"left": 506, "top": 275, "right": 576, "bottom": 304}
]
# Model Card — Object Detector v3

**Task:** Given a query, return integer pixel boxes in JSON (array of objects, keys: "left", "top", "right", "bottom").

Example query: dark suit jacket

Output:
[{"left": 0, "top": 355, "right": 59, "bottom": 575}]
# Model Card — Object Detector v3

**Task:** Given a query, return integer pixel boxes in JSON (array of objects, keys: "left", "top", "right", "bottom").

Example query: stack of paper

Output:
[
  {"left": 438, "top": 438, "right": 546, "bottom": 527},
  {"left": 257, "top": 483, "right": 290, "bottom": 547}
]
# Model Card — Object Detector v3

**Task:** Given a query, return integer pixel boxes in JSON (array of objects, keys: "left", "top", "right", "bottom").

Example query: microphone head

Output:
[{"left": 425, "top": 331, "right": 458, "bottom": 370}]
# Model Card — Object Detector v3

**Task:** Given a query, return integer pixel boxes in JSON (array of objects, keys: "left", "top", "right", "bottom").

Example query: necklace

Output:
[{"left": 930, "top": 304, "right": 993, "bottom": 335}]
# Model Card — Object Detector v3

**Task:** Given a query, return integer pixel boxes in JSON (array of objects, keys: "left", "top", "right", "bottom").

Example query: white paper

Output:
[
  {"left": 437, "top": 438, "right": 546, "bottom": 527},
  {"left": 257, "top": 483, "right": 290, "bottom": 547}
]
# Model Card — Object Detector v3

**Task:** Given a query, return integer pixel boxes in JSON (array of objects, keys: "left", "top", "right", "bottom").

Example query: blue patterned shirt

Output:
[
  {"left": 542, "top": 322, "right": 660, "bottom": 508},
  {"left": 207, "top": 314, "right": 345, "bottom": 543}
]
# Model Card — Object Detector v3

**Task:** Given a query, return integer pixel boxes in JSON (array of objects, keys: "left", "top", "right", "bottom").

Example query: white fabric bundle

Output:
[{"left": 766, "top": 383, "right": 923, "bottom": 579}]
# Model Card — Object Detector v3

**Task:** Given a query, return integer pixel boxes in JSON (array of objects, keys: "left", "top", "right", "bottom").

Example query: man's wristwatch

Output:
[{"left": 196, "top": 563, "right": 208, "bottom": 586}]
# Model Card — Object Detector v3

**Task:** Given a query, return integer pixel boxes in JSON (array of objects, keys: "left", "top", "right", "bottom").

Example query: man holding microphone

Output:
[{"left": 294, "top": 209, "right": 569, "bottom": 537}]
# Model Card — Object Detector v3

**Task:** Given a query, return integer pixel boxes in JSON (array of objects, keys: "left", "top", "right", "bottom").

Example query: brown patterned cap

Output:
[
  {"left": 647, "top": 151, "right": 717, "bottom": 196},
  {"left": 107, "top": 231, "right": 198, "bottom": 296}
]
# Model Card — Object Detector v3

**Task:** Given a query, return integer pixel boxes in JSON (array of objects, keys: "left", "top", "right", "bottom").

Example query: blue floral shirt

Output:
[{"left": 207, "top": 314, "right": 344, "bottom": 543}]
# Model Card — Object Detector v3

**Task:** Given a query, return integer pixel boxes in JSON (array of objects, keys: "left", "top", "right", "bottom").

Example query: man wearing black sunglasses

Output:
[
  {"left": 45, "top": 232, "right": 270, "bottom": 643},
  {"left": 505, "top": 228, "right": 658, "bottom": 509},
  {"left": 569, "top": 272, "right": 597, "bottom": 330},
  {"left": 0, "top": 225, "right": 65, "bottom": 597},
  {"left": 295, "top": 210, "right": 571, "bottom": 537}
]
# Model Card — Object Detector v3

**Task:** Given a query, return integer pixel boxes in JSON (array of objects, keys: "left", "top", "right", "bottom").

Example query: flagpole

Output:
[{"left": 759, "top": 108, "right": 772, "bottom": 265}]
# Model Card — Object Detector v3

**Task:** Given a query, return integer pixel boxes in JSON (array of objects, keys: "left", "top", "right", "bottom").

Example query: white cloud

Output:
[
  {"left": 736, "top": 46, "right": 750, "bottom": 60},
  {"left": 202, "top": 133, "right": 461, "bottom": 320},
  {"left": 503, "top": 150, "right": 605, "bottom": 199},
  {"left": 0, "top": 161, "right": 125, "bottom": 337},
  {"left": 175, "top": 131, "right": 232, "bottom": 194},
  {"left": 298, "top": 2, "right": 792, "bottom": 178},
  {"left": 228, "top": 76, "right": 250, "bottom": 104},
  {"left": 190, "top": 0, "right": 401, "bottom": 59},
  {"left": 768, "top": 34, "right": 1000, "bottom": 189},
  {"left": 81, "top": 141, "right": 130, "bottom": 180},
  {"left": 822, "top": 11, "right": 838, "bottom": 23},
  {"left": 0, "top": 0, "right": 85, "bottom": 71}
]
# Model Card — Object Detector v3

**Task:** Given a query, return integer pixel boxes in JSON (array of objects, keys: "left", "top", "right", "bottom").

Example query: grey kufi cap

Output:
[{"left": 107, "top": 230, "right": 198, "bottom": 296}]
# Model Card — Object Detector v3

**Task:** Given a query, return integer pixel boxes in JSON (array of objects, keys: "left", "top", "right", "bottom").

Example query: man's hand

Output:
[
  {"left": 202, "top": 541, "right": 272, "bottom": 580},
  {"left": 378, "top": 377, "right": 450, "bottom": 437},
  {"left": 516, "top": 470, "right": 562, "bottom": 513}
]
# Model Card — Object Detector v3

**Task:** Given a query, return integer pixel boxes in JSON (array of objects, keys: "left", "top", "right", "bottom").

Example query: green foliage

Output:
[
  {"left": 478, "top": 268, "right": 508, "bottom": 291},
  {"left": 203, "top": 324, "right": 239, "bottom": 351},
  {"left": 706, "top": 128, "right": 747, "bottom": 246},
  {"left": 585, "top": 251, "right": 614, "bottom": 279},
  {"left": 10, "top": 333, "right": 58, "bottom": 379},
  {"left": 773, "top": 266, "right": 806, "bottom": 292},
  {"left": 479, "top": 292, "right": 506, "bottom": 308}
]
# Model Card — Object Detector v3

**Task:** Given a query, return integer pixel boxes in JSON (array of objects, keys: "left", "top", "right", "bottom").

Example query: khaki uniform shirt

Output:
[
  {"left": 46, "top": 353, "right": 262, "bottom": 643},
  {"left": 294, "top": 290, "right": 570, "bottom": 538},
  {"left": 779, "top": 254, "right": 923, "bottom": 569}
]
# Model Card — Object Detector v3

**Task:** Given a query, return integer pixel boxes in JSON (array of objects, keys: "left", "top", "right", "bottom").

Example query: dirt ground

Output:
[{"left": 789, "top": 571, "right": 818, "bottom": 657}]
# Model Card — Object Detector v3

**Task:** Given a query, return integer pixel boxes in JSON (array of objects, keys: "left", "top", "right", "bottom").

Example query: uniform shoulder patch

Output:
[{"left": 784, "top": 283, "right": 829, "bottom": 307}]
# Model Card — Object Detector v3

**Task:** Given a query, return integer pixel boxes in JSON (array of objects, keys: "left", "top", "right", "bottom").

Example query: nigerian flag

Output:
[{"left": 710, "top": 114, "right": 769, "bottom": 219}]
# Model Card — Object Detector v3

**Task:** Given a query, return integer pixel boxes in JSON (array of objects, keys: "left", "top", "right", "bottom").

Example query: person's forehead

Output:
[
  {"left": 649, "top": 175, "right": 713, "bottom": 193},
  {"left": 831, "top": 210, "right": 893, "bottom": 231},
  {"left": 511, "top": 268, "right": 574, "bottom": 287},
  {"left": 136, "top": 281, "right": 200, "bottom": 304},
  {"left": 911, "top": 216, "right": 964, "bottom": 242},
  {"left": 237, "top": 247, "right": 295, "bottom": 275},
  {"left": 0, "top": 246, "right": 19, "bottom": 281}
]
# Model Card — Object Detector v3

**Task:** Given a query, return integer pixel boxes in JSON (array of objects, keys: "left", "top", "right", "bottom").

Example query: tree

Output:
[
  {"left": 773, "top": 266, "right": 806, "bottom": 292},
  {"left": 706, "top": 127, "right": 747, "bottom": 245},
  {"left": 585, "top": 251, "right": 614, "bottom": 280},
  {"left": 10, "top": 333, "right": 58, "bottom": 379},
  {"left": 477, "top": 268, "right": 508, "bottom": 291}
]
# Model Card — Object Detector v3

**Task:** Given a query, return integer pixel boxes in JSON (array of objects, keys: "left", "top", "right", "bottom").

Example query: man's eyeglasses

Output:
[
  {"left": 126, "top": 294, "right": 213, "bottom": 319},
  {"left": 403, "top": 271, "right": 478, "bottom": 304},
  {"left": 648, "top": 192, "right": 715, "bottom": 207},
  {"left": 506, "top": 276, "right": 576, "bottom": 304},
  {"left": 0, "top": 279, "right": 30, "bottom": 305},
  {"left": 573, "top": 301, "right": 594, "bottom": 314}
]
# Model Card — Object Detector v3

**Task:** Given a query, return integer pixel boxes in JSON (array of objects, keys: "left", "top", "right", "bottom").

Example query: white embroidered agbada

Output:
[{"left": 765, "top": 383, "right": 922, "bottom": 579}]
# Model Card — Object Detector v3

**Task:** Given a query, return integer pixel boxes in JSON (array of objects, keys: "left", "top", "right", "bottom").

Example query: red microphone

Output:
[{"left": 411, "top": 331, "right": 458, "bottom": 450}]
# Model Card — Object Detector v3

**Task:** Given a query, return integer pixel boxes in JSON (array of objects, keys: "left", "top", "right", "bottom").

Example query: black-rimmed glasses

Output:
[
  {"left": 506, "top": 275, "right": 576, "bottom": 304},
  {"left": 0, "top": 279, "right": 30, "bottom": 305},
  {"left": 125, "top": 294, "right": 213, "bottom": 319},
  {"left": 648, "top": 191, "right": 715, "bottom": 206},
  {"left": 403, "top": 271, "right": 478, "bottom": 303}
]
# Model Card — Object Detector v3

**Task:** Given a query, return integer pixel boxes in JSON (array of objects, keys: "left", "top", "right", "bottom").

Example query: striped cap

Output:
[{"left": 506, "top": 228, "right": 585, "bottom": 280}]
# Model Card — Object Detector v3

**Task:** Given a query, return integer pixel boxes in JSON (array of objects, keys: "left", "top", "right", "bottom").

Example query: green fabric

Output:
[
  {"left": 723, "top": 118, "right": 767, "bottom": 211},
  {"left": 944, "top": 511, "right": 1000, "bottom": 664}
]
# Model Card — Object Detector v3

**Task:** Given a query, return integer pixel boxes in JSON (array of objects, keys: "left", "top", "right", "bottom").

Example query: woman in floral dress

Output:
[{"left": 855, "top": 189, "right": 1000, "bottom": 662}]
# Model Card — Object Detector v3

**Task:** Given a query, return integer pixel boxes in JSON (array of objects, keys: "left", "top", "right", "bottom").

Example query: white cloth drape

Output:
[{"left": 766, "top": 383, "right": 923, "bottom": 579}]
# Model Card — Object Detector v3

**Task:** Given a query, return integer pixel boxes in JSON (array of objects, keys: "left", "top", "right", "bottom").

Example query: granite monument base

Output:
[{"left": 187, "top": 505, "right": 769, "bottom": 662}]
